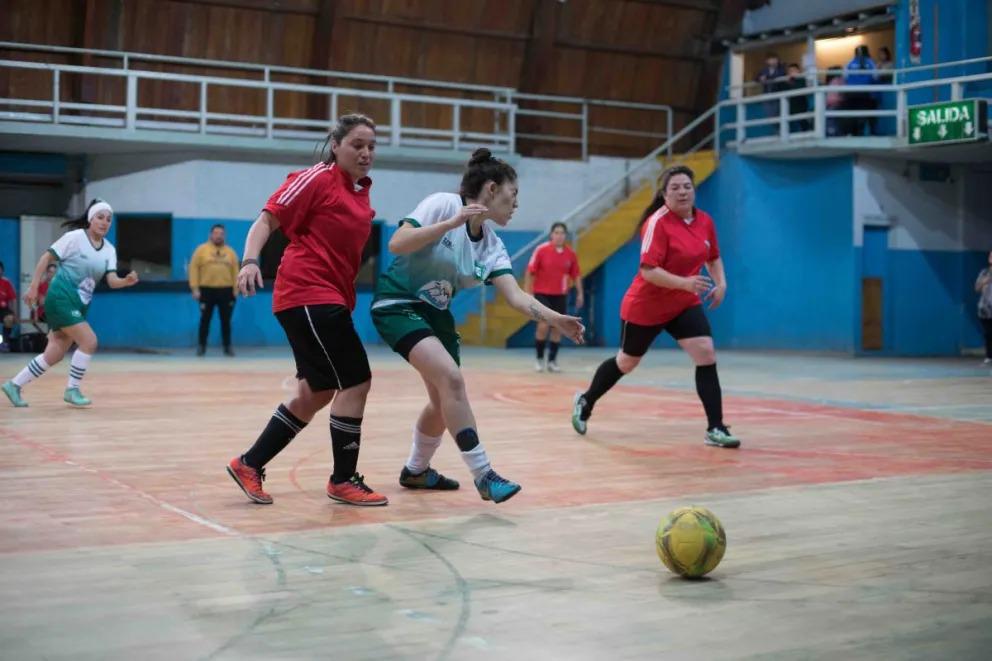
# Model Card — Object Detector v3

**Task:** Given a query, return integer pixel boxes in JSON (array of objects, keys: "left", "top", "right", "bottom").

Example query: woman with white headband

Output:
[{"left": 2, "top": 199, "right": 139, "bottom": 408}]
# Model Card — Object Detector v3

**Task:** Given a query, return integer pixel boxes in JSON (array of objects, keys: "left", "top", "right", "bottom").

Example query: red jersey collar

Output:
[{"left": 333, "top": 163, "right": 372, "bottom": 192}]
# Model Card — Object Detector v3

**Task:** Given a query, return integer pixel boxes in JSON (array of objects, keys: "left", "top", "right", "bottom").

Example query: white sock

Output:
[
  {"left": 67, "top": 350, "right": 93, "bottom": 389},
  {"left": 406, "top": 427, "right": 443, "bottom": 474},
  {"left": 460, "top": 445, "right": 491, "bottom": 481},
  {"left": 12, "top": 354, "right": 49, "bottom": 387}
]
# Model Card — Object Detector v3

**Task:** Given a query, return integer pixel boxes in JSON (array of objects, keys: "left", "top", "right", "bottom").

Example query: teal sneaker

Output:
[
  {"left": 399, "top": 466, "right": 460, "bottom": 490},
  {"left": 705, "top": 426, "right": 741, "bottom": 448},
  {"left": 571, "top": 392, "right": 588, "bottom": 435},
  {"left": 64, "top": 387, "right": 92, "bottom": 407},
  {"left": 474, "top": 469, "right": 521, "bottom": 503},
  {"left": 2, "top": 381, "right": 27, "bottom": 407}
]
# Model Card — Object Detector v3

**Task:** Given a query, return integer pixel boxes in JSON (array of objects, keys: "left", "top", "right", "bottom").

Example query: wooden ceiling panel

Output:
[{"left": 2, "top": 0, "right": 730, "bottom": 156}]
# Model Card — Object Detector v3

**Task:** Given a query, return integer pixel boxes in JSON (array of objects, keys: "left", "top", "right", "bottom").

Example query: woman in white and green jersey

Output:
[
  {"left": 372, "top": 148, "right": 585, "bottom": 504},
  {"left": 2, "top": 199, "right": 139, "bottom": 408}
]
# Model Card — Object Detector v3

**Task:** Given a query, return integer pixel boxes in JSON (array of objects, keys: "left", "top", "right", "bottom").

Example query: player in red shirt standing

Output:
[
  {"left": 570, "top": 165, "right": 741, "bottom": 448},
  {"left": 525, "top": 222, "right": 584, "bottom": 372},
  {"left": 226, "top": 114, "right": 389, "bottom": 507}
]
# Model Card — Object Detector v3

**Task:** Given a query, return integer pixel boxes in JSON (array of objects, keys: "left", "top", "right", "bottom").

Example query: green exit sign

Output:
[{"left": 908, "top": 99, "right": 988, "bottom": 145}]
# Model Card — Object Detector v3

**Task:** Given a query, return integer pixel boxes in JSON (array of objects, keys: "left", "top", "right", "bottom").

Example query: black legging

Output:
[
  {"left": 198, "top": 287, "right": 235, "bottom": 348},
  {"left": 982, "top": 318, "right": 992, "bottom": 360}
]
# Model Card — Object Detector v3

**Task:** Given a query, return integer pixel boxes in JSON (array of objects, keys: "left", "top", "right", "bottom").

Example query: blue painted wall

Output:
[
  {"left": 65, "top": 217, "right": 537, "bottom": 349},
  {"left": 896, "top": 0, "right": 991, "bottom": 104},
  {"left": 0, "top": 218, "right": 19, "bottom": 299},
  {"left": 854, "top": 246, "right": 988, "bottom": 356},
  {"left": 589, "top": 153, "right": 858, "bottom": 352}
]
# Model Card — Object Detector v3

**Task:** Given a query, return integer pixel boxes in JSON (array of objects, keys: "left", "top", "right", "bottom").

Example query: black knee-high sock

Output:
[
  {"left": 330, "top": 415, "right": 363, "bottom": 483},
  {"left": 548, "top": 341, "right": 560, "bottom": 362},
  {"left": 581, "top": 357, "right": 625, "bottom": 418},
  {"left": 695, "top": 363, "right": 724, "bottom": 431},
  {"left": 242, "top": 404, "right": 307, "bottom": 469},
  {"left": 536, "top": 338, "right": 546, "bottom": 360}
]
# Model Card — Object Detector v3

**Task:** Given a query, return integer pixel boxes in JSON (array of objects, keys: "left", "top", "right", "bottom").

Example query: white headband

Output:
[{"left": 87, "top": 201, "right": 113, "bottom": 222}]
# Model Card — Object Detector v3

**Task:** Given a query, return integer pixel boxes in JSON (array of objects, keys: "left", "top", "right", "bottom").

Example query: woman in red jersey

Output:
[
  {"left": 525, "top": 222, "right": 584, "bottom": 372},
  {"left": 225, "top": 114, "right": 389, "bottom": 507},
  {"left": 570, "top": 165, "right": 741, "bottom": 448}
]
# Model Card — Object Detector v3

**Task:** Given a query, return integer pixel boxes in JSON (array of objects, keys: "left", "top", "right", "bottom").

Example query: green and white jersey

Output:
[
  {"left": 47, "top": 229, "right": 118, "bottom": 305},
  {"left": 373, "top": 192, "right": 513, "bottom": 310}
]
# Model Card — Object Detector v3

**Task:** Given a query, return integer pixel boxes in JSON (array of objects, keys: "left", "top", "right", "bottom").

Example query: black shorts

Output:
[
  {"left": 534, "top": 293, "right": 568, "bottom": 315},
  {"left": 275, "top": 304, "right": 371, "bottom": 392},
  {"left": 620, "top": 305, "right": 711, "bottom": 357}
]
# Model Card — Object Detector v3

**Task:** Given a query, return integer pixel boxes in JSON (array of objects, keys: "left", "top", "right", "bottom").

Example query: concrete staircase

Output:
[{"left": 459, "top": 150, "right": 718, "bottom": 347}]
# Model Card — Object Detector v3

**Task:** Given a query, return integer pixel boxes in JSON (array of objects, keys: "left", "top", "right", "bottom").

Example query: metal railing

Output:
[
  {"left": 0, "top": 58, "right": 517, "bottom": 152},
  {"left": 509, "top": 92, "right": 673, "bottom": 160},
  {"left": 0, "top": 41, "right": 673, "bottom": 158},
  {"left": 719, "top": 70, "right": 992, "bottom": 145}
]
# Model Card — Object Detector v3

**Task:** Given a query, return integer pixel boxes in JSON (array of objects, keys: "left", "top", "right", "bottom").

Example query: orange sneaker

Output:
[
  {"left": 226, "top": 456, "right": 273, "bottom": 504},
  {"left": 326, "top": 473, "right": 388, "bottom": 507}
]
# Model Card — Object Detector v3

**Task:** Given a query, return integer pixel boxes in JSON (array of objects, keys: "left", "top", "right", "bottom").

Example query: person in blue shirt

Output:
[{"left": 845, "top": 45, "right": 878, "bottom": 136}]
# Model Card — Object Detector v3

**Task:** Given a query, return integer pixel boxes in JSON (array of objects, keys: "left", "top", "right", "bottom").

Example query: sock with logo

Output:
[{"left": 330, "top": 415, "right": 363, "bottom": 484}]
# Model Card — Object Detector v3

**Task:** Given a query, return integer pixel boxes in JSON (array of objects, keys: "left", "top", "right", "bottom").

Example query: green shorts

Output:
[
  {"left": 44, "top": 287, "right": 89, "bottom": 331},
  {"left": 371, "top": 302, "right": 461, "bottom": 366}
]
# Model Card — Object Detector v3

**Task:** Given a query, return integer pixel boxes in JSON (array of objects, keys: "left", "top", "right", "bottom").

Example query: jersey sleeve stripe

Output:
[
  {"left": 276, "top": 163, "right": 321, "bottom": 204},
  {"left": 640, "top": 206, "right": 667, "bottom": 255},
  {"left": 399, "top": 217, "right": 421, "bottom": 228},
  {"left": 277, "top": 164, "right": 328, "bottom": 206}
]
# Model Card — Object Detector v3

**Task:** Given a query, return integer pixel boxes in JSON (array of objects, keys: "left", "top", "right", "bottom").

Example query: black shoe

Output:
[
  {"left": 223, "top": 346, "right": 235, "bottom": 357},
  {"left": 399, "top": 465, "right": 460, "bottom": 490},
  {"left": 196, "top": 345, "right": 206, "bottom": 356}
]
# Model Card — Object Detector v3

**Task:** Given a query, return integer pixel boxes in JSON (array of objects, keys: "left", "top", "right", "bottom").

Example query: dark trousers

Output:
[
  {"left": 198, "top": 287, "right": 235, "bottom": 348},
  {"left": 982, "top": 318, "right": 992, "bottom": 360}
]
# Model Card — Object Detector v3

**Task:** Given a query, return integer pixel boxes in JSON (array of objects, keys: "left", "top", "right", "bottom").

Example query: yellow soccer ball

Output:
[{"left": 656, "top": 506, "right": 726, "bottom": 578}]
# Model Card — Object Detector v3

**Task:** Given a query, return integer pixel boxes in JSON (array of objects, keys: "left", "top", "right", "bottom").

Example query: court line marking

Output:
[{"left": 1, "top": 427, "right": 240, "bottom": 538}]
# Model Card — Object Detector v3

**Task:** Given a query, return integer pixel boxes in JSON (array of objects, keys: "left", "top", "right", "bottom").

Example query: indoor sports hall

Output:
[{"left": 1, "top": 1, "right": 990, "bottom": 659}]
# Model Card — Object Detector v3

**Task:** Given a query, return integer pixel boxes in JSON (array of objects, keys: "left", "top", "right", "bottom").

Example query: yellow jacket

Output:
[{"left": 189, "top": 242, "right": 238, "bottom": 290}]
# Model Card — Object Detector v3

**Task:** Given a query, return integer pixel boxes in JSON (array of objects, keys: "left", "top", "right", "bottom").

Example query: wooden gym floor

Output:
[{"left": 1, "top": 346, "right": 990, "bottom": 660}]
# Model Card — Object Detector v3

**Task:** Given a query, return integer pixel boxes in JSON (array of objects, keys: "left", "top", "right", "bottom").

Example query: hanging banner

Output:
[{"left": 909, "top": 0, "right": 922, "bottom": 64}]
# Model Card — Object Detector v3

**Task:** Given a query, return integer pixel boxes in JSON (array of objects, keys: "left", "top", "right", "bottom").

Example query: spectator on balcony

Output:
[
  {"left": 785, "top": 63, "right": 811, "bottom": 133},
  {"left": 525, "top": 222, "right": 584, "bottom": 373},
  {"left": 755, "top": 53, "right": 787, "bottom": 120},
  {"left": 845, "top": 45, "right": 878, "bottom": 136},
  {"left": 826, "top": 67, "right": 846, "bottom": 137},
  {"left": 876, "top": 46, "right": 894, "bottom": 83}
]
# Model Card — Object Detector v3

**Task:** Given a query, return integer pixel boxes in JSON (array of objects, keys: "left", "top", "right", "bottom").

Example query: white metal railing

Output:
[
  {"left": 0, "top": 58, "right": 516, "bottom": 152},
  {"left": 719, "top": 70, "right": 992, "bottom": 146},
  {"left": 509, "top": 92, "right": 673, "bottom": 160},
  {"left": 0, "top": 41, "right": 673, "bottom": 158}
]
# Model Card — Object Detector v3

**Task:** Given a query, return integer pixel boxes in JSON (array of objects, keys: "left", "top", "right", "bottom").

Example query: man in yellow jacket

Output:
[{"left": 189, "top": 224, "right": 239, "bottom": 356}]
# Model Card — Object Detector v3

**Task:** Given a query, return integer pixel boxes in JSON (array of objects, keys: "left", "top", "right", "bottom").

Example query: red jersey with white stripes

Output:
[
  {"left": 263, "top": 163, "right": 375, "bottom": 313},
  {"left": 527, "top": 241, "right": 580, "bottom": 296},
  {"left": 620, "top": 206, "right": 720, "bottom": 326}
]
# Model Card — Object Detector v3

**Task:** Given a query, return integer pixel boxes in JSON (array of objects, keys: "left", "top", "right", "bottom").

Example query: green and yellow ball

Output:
[{"left": 656, "top": 506, "right": 726, "bottom": 578}]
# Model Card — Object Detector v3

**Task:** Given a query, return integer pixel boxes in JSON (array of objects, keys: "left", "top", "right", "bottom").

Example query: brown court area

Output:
[{"left": 1, "top": 346, "right": 990, "bottom": 660}]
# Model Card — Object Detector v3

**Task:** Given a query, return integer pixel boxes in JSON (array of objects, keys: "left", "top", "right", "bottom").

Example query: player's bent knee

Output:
[{"left": 616, "top": 353, "right": 641, "bottom": 373}]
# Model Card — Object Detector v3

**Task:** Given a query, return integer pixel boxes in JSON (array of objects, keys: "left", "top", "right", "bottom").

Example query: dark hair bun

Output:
[{"left": 469, "top": 148, "right": 493, "bottom": 166}]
